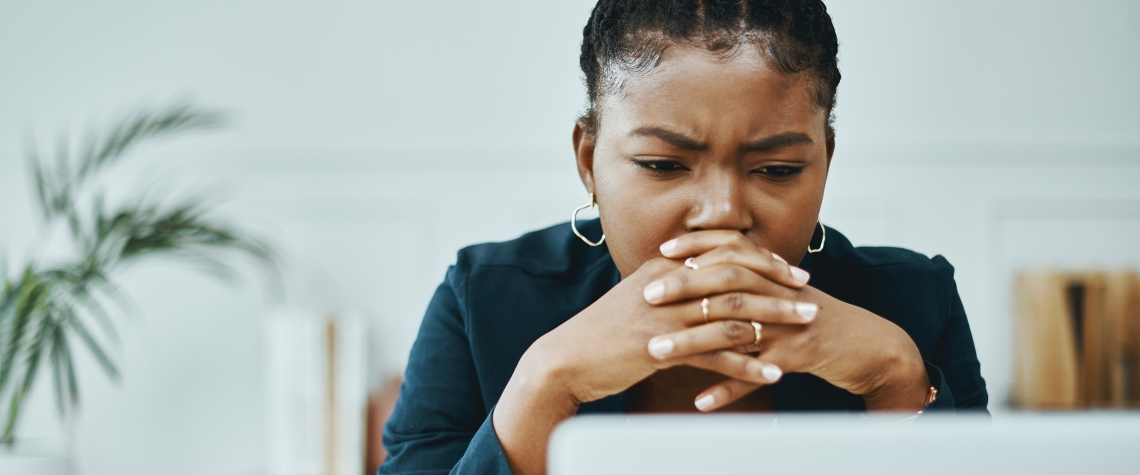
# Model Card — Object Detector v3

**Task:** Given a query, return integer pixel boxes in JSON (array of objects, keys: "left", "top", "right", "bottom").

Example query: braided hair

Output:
[{"left": 579, "top": 0, "right": 840, "bottom": 137}]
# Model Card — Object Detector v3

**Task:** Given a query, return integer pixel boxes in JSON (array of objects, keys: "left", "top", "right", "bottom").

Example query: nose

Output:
[{"left": 683, "top": 169, "right": 753, "bottom": 234}]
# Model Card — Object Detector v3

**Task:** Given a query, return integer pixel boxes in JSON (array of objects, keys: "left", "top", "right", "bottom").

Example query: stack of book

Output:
[{"left": 1012, "top": 270, "right": 1140, "bottom": 409}]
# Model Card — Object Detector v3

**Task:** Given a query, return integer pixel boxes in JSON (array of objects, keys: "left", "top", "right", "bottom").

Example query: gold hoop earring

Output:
[
  {"left": 571, "top": 193, "right": 605, "bottom": 247},
  {"left": 808, "top": 221, "right": 826, "bottom": 254}
]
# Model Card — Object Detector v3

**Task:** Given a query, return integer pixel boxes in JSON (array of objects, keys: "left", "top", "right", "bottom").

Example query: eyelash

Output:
[
  {"left": 634, "top": 159, "right": 689, "bottom": 173},
  {"left": 633, "top": 159, "right": 804, "bottom": 178},
  {"left": 755, "top": 165, "right": 805, "bottom": 177}
]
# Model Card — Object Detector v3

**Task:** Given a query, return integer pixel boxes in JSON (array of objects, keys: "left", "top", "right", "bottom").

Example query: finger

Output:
[
  {"left": 648, "top": 300, "right": 815, "bottom": 360},
  {"left": 692, "top": 292, "right": 818, "bottom": 326},
  {"left": 643, "top": 263, "right": 805, "bottom": 305},
  {"left": 688, "top": 344, "right": 798, "bottom": 410},
  {"left": 658, "top": 231, "right": 810, "bottom": 288},
  {"left": 659, "top": 230, "right": 755, "bottom": 259},
  {"left": 678, "top": 350, "right": 783, "bottom": 386},
  {"left": 647, "top": 320, "right": 761, "bottom": 360},
  {"left": 687, "top": 244, "right": 810, "bottom": 289},
  {"left": 694, "top": 379, "right": 763, "bottom": 412}
]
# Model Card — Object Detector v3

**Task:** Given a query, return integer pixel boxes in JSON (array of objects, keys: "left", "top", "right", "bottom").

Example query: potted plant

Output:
[{"left": 0, "top": 102, "right": 274, "bottom": 471}]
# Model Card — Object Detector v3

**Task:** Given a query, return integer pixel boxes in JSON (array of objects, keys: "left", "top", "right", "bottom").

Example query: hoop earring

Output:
[
  {"left": 571, "top": 193, "right": 605, "bottom": 247},
  {"left": 808, "top": 221, "right": 826, "bottom": 254}
]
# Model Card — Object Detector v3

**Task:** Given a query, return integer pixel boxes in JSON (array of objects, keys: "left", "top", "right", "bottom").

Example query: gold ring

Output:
[
  {"left": 701, "top": 298, "right": 710, "bottom": 324},
  {"left": 684, "top": 257, "right": 699, "bottom": 270},
  {"left": 751, "top": 321, "right": 762, "bottom": 345}
]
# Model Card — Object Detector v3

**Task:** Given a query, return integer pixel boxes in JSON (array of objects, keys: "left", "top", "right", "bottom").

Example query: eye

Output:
[
  {"left": 633, "top": 159, "right": 689, "bottom": 174},
  {"left": 753, "top": 165, "right": 804, "bottom": 178}
]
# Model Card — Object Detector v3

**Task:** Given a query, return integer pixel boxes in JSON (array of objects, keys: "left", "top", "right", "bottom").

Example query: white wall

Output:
[{"left": 1, "top": 1, "right": 1138, "bottom": 474}]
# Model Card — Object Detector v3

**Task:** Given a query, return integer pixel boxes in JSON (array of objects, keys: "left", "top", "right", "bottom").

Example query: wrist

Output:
[
  {"left": 862, "top": 341, "right": 929, "bottom": 412},
  {"left": 513, "top": 348, "right": 582, "bottom": 410},
  {"left": 493, "top": 348, "right": 581, "bottom": 475}
]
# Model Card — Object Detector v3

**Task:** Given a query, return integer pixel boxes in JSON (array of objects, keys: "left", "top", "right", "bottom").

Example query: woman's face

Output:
[{"left": 574, "top": 44, "right": 834, "bottom": 278}]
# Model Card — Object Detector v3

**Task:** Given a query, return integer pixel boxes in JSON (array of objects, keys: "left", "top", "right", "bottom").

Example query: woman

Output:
[{"left": 381, "top": 1, "right": 987, "bottom": 474}]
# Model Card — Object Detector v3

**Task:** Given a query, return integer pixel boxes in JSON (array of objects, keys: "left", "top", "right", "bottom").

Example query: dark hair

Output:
[{"left": 579, "top": 0, "right": 840, "bottom": 137}]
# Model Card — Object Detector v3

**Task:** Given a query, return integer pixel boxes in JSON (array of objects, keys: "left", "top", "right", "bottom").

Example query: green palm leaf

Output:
[
  {"left": 1, "top": 100, "right": 275, "bottom": 445},
  {"left": 0, "top": 275, "right": 49, "bottom": 393},
  {"left": 60, "top": 309, "right": 118, "bottom": 381}
]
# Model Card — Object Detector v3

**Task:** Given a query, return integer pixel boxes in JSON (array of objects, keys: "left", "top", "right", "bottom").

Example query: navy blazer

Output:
[{"left": 379, "top": 220, "right": 988, "bottom": 474}]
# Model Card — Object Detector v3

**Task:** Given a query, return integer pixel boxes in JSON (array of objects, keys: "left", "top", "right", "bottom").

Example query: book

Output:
[{"left": 1012, "top": 270, "right": 1140, "bottom": 409}]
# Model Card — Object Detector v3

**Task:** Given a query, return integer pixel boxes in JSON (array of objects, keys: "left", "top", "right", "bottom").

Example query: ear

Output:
[{"left": 573, "top": 118, "right": 597, "bottom": 196}]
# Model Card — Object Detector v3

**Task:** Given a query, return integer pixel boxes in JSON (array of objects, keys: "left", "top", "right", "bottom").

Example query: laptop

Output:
[{"left": 548, "top": 412, "right": 1140, "bottom": 475}]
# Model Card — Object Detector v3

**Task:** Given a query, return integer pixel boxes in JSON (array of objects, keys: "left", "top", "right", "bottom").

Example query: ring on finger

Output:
[
  {"left": 701, "top": 298, "right": 710, "bottom": 323},
  {"left": 751, "top": 321, "right": 762, "bottom": 345},
  {"left": 684, "top": 257, "right": 699, "bottom": 270}
]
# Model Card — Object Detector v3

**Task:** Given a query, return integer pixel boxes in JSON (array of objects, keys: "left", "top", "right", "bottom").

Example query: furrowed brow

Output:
[{"left": 630, "top": 126, "right": 707, "bottom": 151}]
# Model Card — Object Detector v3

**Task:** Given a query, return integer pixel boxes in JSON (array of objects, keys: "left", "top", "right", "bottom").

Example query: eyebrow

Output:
[
  {"left": 739, "top": 132, "right": 814, "bottom": 153},
  {"left": 629, "top": 126, "right": 814, "bottom": 153}
]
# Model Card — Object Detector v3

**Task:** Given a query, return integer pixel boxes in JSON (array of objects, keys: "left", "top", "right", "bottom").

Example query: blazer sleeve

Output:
[
  {"left": 379, "top": 264, "right": 515, "bottom": 475},
  {"left": 921, "top": 256, "right": 989, "bottom": 412}
]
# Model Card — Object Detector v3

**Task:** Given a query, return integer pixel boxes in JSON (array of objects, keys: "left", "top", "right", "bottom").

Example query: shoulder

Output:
[
  {"left": 441, "top": 220, "right": 618, "bottom": 402},
  {"left": 453, "top": 218, "right": 613, "bottom": 284},
  {"left": 808, "top": 226, "right": 958, "bottom": 321},
  {"left": 810, "top": 225, "right": 954, "bottom": 281}
]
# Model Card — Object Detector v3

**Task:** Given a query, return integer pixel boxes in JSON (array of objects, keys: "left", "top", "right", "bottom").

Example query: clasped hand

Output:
[{"left": 520, "top": 230, "right": 929, "bottom": 412}]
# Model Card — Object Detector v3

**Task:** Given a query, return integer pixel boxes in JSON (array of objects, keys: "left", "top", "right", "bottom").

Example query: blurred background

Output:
[{"left": 1, "top": 1, "right": 1138, "bottom": 474}]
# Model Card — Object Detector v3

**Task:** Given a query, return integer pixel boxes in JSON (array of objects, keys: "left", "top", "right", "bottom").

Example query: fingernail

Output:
[
  {"left": 795, "top": 302, "right": 818, "bottom": 321},
  {"left": 695, "top": 394, "right": 715, "bottom": 411},
  {"left": 771, "top": 253, "right": 787, "bottom": 263},
  {"left": 643, "top": 281, "right": 665, "bottom": 303},
  {"left": 659, "top": 239, "right": 677, "bottom": 255},
  {"left": 762, "top": 364, "right": 783, "bottom": 383},
  {"left": 647, "top": 337, "right": 674, "bottom": 359},
  {"left": 790, "top": 267, "right": 811, "bottom": 286}
]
